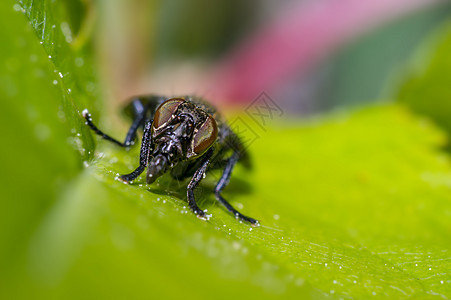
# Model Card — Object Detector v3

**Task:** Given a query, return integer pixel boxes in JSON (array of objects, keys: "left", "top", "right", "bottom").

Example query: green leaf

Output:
[
  {"left": 1, "top": 1, "right": 450, "bottom": 299},
  {"left": 0, "top": 0, "right": 97, "bottom": 292},
  {"left": 397, "top": 21, "right": 451, "bottom": 139},
  {"left": 36, "top": 105, "right": 450, "bottom": 299}
]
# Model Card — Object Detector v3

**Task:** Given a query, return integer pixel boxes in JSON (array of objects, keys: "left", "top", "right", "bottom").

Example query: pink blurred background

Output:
[{"left": 96, "top": 0, "right": 450, "bottom": 114}]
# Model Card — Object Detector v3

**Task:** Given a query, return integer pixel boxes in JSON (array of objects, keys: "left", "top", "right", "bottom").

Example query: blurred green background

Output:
[{"left": 1, "top": 0, "right": 450, "bottom": 299}]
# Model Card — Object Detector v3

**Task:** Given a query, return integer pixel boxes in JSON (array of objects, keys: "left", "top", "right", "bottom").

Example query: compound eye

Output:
[
  {"left": 188, "top": 116, "right": 218, "bottom": 159},
  {"left": 153, "top": 98, "right": 184, "bottom": 130}
]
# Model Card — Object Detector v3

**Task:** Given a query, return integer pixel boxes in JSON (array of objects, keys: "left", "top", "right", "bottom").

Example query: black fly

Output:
[{"left": 83, "top": 95, "right": 259, "bottom": 226}]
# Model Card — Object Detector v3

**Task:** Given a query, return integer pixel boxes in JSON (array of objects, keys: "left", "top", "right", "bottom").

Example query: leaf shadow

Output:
[{"left": 142, "top": 173, "right": 253, "bottom": 211}]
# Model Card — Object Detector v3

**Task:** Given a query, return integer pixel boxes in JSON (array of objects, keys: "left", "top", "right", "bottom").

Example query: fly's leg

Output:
[
  {"left": 83, "top": 95, "right": 164, "bottom": 147},
  {"left": 187, "top": 150, "right": 213, "bottom": 220},
  {"left": 119, "top": 121, "right": 153, "bottom": 182},
  {"left": 215, "top": 152, "right": 259, "bottom": 226},
  {"left": 122, "top": 99, "right": 149, "bottom": 145},
  {"left": 83, "top": 104, "right": 145, "bottom": 147}
]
